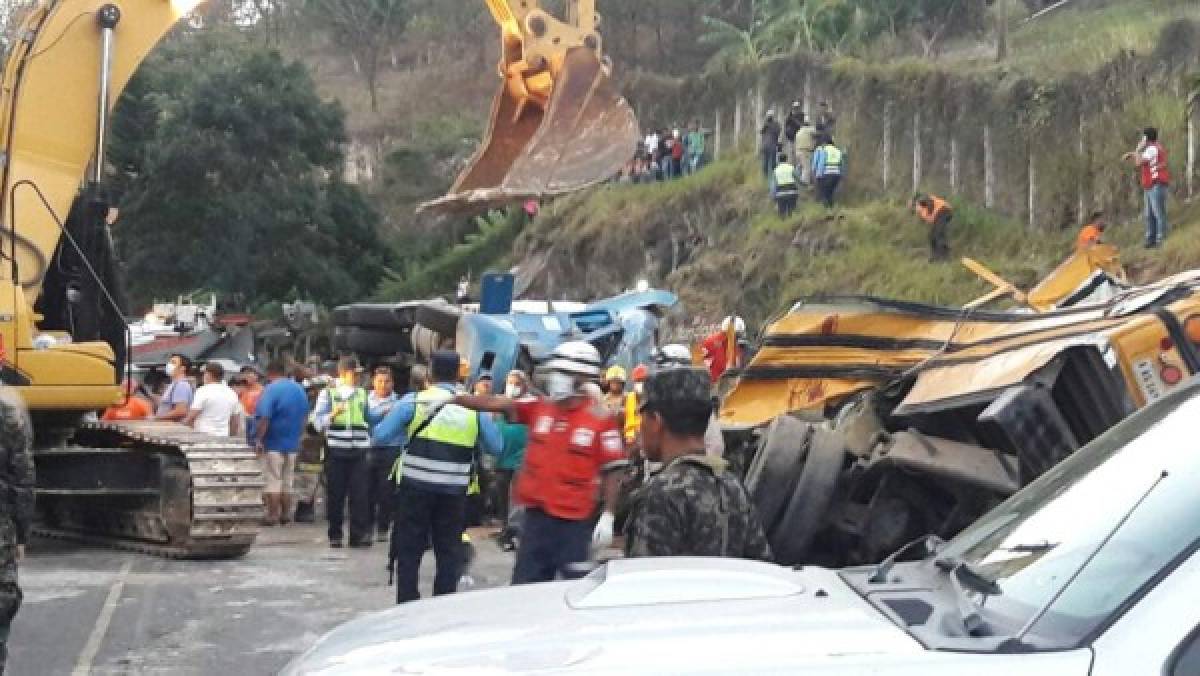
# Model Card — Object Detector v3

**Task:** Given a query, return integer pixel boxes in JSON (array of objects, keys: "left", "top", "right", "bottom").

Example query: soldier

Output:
[
  {"left": 624, "top": 368, "right": 772, "bottom": 561},
  {"left": 0, "top": 388, "right": 34, "bottom": 674}
]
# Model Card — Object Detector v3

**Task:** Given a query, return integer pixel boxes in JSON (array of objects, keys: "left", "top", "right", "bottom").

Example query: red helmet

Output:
[{"left": 632, "top": 364, "right": 649, "bottom": 382}]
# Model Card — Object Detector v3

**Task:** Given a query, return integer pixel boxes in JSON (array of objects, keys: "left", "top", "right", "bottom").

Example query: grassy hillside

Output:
[
  {"left": 942, "top": 0, "right": 1200, "bottom": 76},
  {"left": 512, "top": 155, "right": 1200, "bottom": 326}
]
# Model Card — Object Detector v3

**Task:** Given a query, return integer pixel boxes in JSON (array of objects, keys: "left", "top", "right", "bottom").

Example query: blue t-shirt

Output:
[
  {"left": 155, "top": 379, "right": 193, "bottom": 418},
  {"left": 256, "top": 379, "right": 310, "bottom": 453}
]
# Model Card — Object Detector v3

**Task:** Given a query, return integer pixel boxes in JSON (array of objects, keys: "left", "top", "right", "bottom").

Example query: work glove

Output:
[{"left": 592, "top": 511, "right": 615, "bottom": 552}]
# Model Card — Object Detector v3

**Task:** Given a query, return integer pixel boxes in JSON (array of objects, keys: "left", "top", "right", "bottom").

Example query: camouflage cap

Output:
[{"left": 641, "top": 367, "right": 714, "bottom": 417}]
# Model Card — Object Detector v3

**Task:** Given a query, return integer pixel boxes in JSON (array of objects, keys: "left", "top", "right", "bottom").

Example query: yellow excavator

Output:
[
  {"left": 0, "top": 0, "right": 634, "bottom": 558},
  {"left": 0, "top": 0, "right": 265, "bottom": 558},
  {"left": 419, "top": 0, "right": 639, "bottom": 213}
]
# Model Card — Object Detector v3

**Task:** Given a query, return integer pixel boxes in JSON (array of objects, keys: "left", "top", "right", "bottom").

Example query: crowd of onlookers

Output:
[
  {"left": 612, "top": 100, "right": 846, "bottom": 216},
  {"left": 619, "top": 120, "right": 708, "bottom": 184}
]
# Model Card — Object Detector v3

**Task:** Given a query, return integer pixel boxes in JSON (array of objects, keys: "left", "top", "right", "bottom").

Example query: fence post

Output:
[
  {"left": 1078, "top": 114, "right": 1086, "bottom": 219},
  {"left": 1028, "top": 151, "right": 1036, "bottom": 229},
  {"left": 882, "top": 101, "right": 893, "bottom": 192},
  {"left": 803, "top": 73, "right": 811, "bottom": 115},
  {"left": 714, "top": 110, "right": 722, "bottom": 161},
  {"left": 984, "top": 125, "right": 995, "bottom": 209},
  {"left": 912, "top": 110, "right": 923, "bottom": 195},
  {"left": 753, "top": 87, "right": 764, "bottom": 140},
  {"left": 734, "top": 99, "right": 743, "bottom": 150},
  {"left": 1189, "top": 110, "right": 1195, "bottom": 200},
  {"left": 950, "top": 135, "right": 959, "bottom": 194}
]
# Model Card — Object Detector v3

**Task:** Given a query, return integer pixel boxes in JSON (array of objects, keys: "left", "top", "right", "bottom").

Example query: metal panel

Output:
[{"left": 881, "top": 431, "right": 1020, "bottom": 495}]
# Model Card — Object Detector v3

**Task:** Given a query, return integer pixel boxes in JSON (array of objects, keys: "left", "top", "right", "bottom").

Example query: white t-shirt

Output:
[
  {"left": 190, "top": 383, "right": 243, "bottom": 437},
  {"left": 1141, "top": 145, "right": 1165, "bottom": 183}
]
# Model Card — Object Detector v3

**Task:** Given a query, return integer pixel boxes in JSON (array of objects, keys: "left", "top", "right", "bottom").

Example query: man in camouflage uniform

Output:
[
  {"left": 0, "top": 389, "right": 33, "bottom": 674},
  {"left": 624, "top": 368, "right": 771, "bottom": 561}
]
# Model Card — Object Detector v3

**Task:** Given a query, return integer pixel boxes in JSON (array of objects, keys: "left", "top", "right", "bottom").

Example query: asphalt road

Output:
[{"left": 8, "top": 524, "right": 516, "bottom": 675}]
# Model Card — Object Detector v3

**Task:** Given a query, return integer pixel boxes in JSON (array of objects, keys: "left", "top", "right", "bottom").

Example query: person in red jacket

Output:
[
  {"left": 702, "top": 316, "right": 746, "bottom": 384},
  {"left": 455, "top": 342, "right": 626, "bottom": 584},
  {"left": 1124, "top": 127, "right": 1170, "bottom": 249}
]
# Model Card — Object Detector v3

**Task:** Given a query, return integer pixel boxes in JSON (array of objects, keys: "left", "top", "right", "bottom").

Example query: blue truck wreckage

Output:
[{"left": 332, "top": 280, "right": 678, "bottom": 383}]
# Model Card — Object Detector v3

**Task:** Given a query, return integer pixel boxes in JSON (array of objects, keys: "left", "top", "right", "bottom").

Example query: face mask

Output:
[
  {"left": 165, "top": 363, "right": 177, "bottom": 377},
  {"left": 505, "top": 383, "right": 521, "bottom": 398},
  {"left": 634, "top": 383, "right": 644, "bottom": 396},
  {"left": 543, "top": 372, "right": 577, "bottom": 401}
]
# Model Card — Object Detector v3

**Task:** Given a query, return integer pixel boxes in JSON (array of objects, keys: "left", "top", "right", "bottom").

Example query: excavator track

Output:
[{"left": 33, "top": 420, "right": 264, "bottom": 560}]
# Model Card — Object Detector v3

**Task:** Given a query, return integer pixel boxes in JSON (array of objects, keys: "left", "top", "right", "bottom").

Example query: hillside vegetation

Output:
[{"left": 501, "top": 155, "right": 1200, "bottom": 326}]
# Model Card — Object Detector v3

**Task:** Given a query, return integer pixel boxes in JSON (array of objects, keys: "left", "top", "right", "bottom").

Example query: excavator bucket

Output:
[{"left": 419, "top": 47, "right": 638, "bottom": 214}]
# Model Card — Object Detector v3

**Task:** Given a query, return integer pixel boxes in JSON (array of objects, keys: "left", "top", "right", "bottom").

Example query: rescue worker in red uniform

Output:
[
  {"left": 455, "top": 342, "right": 627, "bottom": 583},
  {"left": 701, "top": 316, "right": 746, "bottom": 384}
]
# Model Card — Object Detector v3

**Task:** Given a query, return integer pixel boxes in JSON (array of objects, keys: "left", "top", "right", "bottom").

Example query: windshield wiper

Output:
[
  {"left": 867, "top": 534, "right": 945, "bottom": 584},
  {"left": 999, "top": 541, "right": 1057, "bottom": 554},
  {"left": 1013, "top": 469, "right": 1169, "bottom": 643},
  {"left": 932, "top": 555, "right": 1003, "bottom": 636}
]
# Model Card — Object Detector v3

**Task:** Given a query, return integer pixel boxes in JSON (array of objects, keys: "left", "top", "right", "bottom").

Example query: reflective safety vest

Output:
[
  {"left": 623, "top": 391, "right": 640, "bottom": 443},
  {"left": 400, "top": 387, "right": 481, "bottom": 495},
  {"left": 916, "top": 196, "right": 951, "bottom": 225},
  {"left": 774, "top": 163, "right": 799, "bottom": 196},
  {"left": 326, "top": 387, "right": 370, "bottom": 454},
  {"left": 821, "top": 145, "right": 843, "bottom": 176}
]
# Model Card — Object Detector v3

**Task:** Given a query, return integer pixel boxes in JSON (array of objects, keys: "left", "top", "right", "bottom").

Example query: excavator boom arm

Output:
[{"left": 0, "top": 0, "right": 202, "bottom": 306}]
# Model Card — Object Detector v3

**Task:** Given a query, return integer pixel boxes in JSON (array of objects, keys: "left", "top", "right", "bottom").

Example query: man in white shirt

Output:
[{"left": 185, "top": 362, "right": 244, "bottom": 438}]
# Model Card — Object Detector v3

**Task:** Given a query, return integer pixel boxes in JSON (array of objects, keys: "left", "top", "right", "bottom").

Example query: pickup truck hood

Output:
[{"left": 286, "top": 557, "right": 1014, "bottom": 674}]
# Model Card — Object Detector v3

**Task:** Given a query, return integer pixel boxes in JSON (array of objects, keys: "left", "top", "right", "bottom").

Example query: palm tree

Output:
[{"left": 699, "top": 0, "right": 876, "bottom": 71}]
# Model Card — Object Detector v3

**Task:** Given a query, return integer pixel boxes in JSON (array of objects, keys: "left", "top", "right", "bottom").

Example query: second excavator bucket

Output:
[{"left": 419, "top": 47, "right": 638, "bottom": 214}]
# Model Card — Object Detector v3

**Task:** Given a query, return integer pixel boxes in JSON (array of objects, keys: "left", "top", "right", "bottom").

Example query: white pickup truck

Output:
[{"left": 285, "top": 383, "right": 1200, "bottom": 675}]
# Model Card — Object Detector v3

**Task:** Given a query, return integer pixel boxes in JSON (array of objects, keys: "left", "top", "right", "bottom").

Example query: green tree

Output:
[{"left": 111, "top": 33, "right": 388, "bottom": 308}]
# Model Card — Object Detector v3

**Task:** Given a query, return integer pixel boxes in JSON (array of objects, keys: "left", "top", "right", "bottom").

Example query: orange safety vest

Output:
[
  {"left": 915, "top": 196, "right": 951, "bottom": 225},
  {"left": 1076, "top": 223, "right": 1102, "bottom": 250}
]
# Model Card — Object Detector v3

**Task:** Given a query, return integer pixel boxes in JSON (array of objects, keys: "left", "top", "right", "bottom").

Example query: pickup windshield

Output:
[{"left": 934, "top": 385, "right": 1200, "bottom": 649}]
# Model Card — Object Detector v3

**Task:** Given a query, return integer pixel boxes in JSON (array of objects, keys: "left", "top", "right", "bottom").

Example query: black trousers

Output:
[
  {"left": 366, "top": 448, "right": 397, "bottom": 534},
  {"left": 493, "top": 469, "right": 515, "bottom": 525},
  {"left": 776, "top": 194, "right": 798, "bottom": 217},
  {"left": 817, "top": 175, "right": 841, "bottom": 207},
  {"left": 392, "top": 484, "right": 466, "bottom": 603},
  {"left": 325, "top": 453, "right": 370, "bottom": 543},
  {"left": 512, "top": 508, "right": 593, "bottom": 584},
  {"left": 930, "top": 211, "right": 953, "bottom": 260}
]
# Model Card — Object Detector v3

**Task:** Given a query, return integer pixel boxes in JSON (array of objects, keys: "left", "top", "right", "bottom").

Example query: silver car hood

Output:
[{"left": 284, "top": 557, "right": 1093, "bottom": 674}]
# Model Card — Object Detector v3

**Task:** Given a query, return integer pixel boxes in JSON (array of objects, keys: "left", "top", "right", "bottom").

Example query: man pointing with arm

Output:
[{"left": 455, "top": 341, "right": 627, "bottom": 584}]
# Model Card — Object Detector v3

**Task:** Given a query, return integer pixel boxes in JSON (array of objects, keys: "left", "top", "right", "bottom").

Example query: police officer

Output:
[
  {"left": 0, "top": 389, "right": 33, "bottom": 674},
  {"left": 624, "top": 367, "right": 772, "bottom": 561},
  {"left": 312, "top": 356, "right": 372, "bottom": 548},
  {"left": 456, "top": 342, "right": 628, "bottom": 584},
  {"left": 373, "top": 351, "right": 502, "bottom": 603}
]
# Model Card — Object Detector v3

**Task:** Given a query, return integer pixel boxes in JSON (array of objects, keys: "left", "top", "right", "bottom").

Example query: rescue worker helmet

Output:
[
  {"left": 604, "top": 365, "right": 628, "bottom": 382},
  {"left": 655, "top": 344, "right": 693, "bottom": 367},
  {"left": 544, "top": 341, "right": 603, "bottom": 378}
]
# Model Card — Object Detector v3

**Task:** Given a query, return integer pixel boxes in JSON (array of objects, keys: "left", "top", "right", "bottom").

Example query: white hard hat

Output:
[
  {"left": 721, "top": 316, "right": 746, "bottom": 335},
  {"left": 655, "top": 344, "right": 692, "bottom": 367},
  {"left": 544, "top": 341, "right": 602, "bottom": 378}
]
